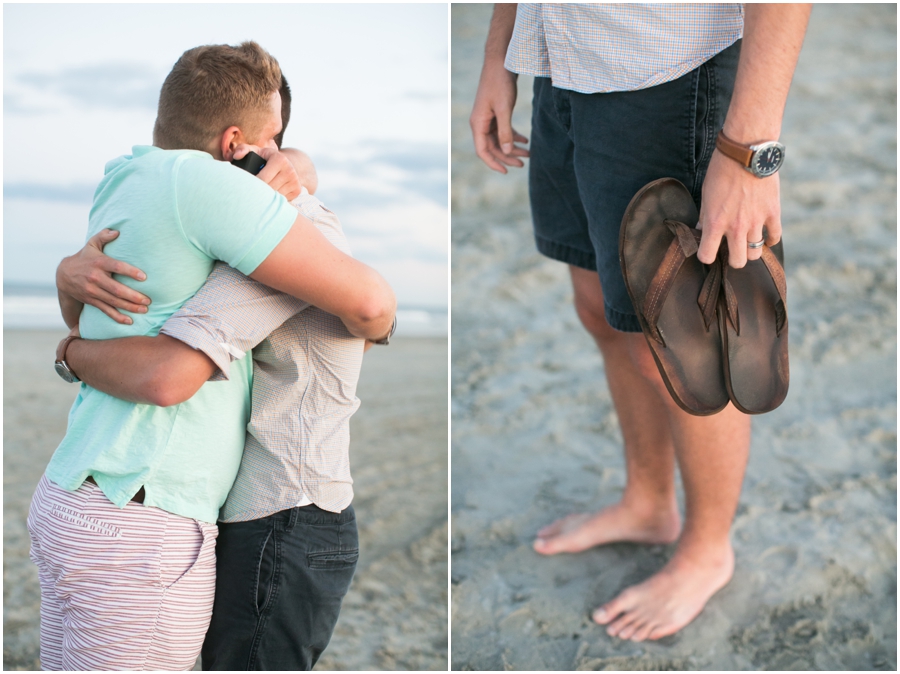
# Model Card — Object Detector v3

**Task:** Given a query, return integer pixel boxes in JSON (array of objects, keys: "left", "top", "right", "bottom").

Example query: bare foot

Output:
[
  {"left": 533, "top": 501, "right": 681, "bottom": 555},
  {"left": 592, "top": 543, "right": 735, "bottom": 641}
]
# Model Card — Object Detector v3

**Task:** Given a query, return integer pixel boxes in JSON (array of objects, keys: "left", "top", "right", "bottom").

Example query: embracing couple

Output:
[{"left": 28, "top": 41, "right": 395, "bottom": 671}]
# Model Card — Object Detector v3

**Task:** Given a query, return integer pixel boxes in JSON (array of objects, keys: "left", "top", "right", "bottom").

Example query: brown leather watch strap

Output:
[
  {"left": 56, "top": 334, "right": 80, "bottom": 365},
  {"left": 715, "top": 131, "right": 754, "bottom": 168}
]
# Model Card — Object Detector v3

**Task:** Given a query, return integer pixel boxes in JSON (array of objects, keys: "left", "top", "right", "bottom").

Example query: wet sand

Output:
[
  {"left": 451, "top": 4, "right": 896, "bottom": 670},
  {"left": 3, "top": 331, "right": 447, "bottom": 671}
]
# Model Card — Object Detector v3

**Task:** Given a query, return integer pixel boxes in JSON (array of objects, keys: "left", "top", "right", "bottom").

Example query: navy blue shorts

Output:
[
  {"left": 201, "top": 504, "right": 358, "bottom": 671},
  {"left": 528, "top": 40, "right": 741, "bottom": 332}
]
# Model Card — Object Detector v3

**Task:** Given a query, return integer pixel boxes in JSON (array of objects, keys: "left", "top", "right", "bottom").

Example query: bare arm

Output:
[
  {"left": 58, "top": 288, "right": 85, "bottom": 330},
  {"left": 62, "top": 240, "right": 385, "bottom": 402},
  {"left": 63, "top": 332, "right": 216, "bottom": 407},
  {"left": 470, "top": 3, "right": 530, "bottom": 173},
  {"left": 249, "top": 213, "right": 396, "bottom": 341},
  {"left": 697, "top": 4, "right": 812, "bottom": 268},
  {"left": 61, "top": 263, "right": 310, "bottom": 406}
]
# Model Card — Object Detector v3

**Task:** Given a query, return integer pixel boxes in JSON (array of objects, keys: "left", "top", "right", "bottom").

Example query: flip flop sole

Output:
[
  {"left": 720, "top": 243, "right": 789, "bottom": 414},
  {"left": 619, "top": 178, "right": 730, "bottom": 416}
]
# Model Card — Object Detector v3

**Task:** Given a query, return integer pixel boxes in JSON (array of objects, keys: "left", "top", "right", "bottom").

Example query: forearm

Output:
[
  {"left": 337, "top": 269, "right": 397, "bottom": 341},
  {"left": 58, "top": 288, "right": 83, "bottom": 329},
  {"left": 484, "top": 3, "right": 517, "bottom": 66},
  {"left": 471, "top": 4, "right": 528, "bottom": 172},
  {"left": 250, "top": 217, "right": 397, "bottom": 341},
  {"left": 255, "top": 261, "right": 395, "bottom": 341},
  {"left": 723, "top": 4, "right": 812, "bottom": 142},
  {"left": 66, "top": 335, "right": 215, "bottom": 407}
]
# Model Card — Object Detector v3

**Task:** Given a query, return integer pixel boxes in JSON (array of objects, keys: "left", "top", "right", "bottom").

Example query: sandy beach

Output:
[
  {"left": 3, "top": 331, "right": 447, "bottom": 671},
  {"left": 451, "top": 4, "right": 896, "bottom": 671}
]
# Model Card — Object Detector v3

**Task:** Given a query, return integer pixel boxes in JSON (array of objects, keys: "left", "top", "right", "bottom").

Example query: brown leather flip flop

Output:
[
  {"left": 619, "top": 178, "right": 730, "bottom": 416},
  {"left": 717, "top": 240, "right": 789, "bottom": 414}
]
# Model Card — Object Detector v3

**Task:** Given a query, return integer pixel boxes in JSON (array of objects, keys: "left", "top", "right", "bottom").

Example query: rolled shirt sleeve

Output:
[
  {"left": 159, "top": 188, "right": 353, "bottom": 380},
  {"left": 160, "top": 263, "right": 308, "bottom": 380}
]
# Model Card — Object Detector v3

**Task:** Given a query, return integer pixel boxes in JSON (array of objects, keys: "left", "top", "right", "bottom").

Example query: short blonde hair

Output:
[{"left": 153, "top": 41, "right": 282, "bottom": 151}]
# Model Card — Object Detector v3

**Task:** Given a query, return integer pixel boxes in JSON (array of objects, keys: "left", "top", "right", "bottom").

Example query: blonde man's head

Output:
[{"left": 153, "top": 41, "right": 282, "bottom": 154}]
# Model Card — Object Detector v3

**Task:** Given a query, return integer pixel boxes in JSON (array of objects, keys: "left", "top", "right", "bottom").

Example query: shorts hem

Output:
[
  {"left": 604, "top": 304, "right": 642, "bottom": 333},
  {"left": 534, "top": 235, "right": 596, "bottom": 271}
]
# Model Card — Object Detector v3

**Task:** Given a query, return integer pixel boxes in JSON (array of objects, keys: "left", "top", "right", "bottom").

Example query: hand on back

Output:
[{"left": 57, "top": 229, "right": 151, "bottom": 325}]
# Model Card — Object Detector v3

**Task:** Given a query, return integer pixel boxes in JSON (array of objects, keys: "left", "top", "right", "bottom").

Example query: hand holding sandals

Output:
[
  {"left": 620, "top": 178, "right": 789, "bottom": 416},
  {"left": 696, "top": 148, "right": 783, "bottom": 270},
  {"left": 696, "top": 3, "right": 811, "bottom": 269}
]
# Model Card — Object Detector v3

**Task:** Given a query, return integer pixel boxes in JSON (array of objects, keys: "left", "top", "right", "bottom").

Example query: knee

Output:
[
  {"left": 625, "top": 336, "right": 671, "bottom": 396},
  {"left": 574, "top": 294, "right": 624, "bottom": 348}
]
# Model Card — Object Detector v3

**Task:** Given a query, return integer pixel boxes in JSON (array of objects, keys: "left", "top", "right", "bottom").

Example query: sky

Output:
[{"left": 3, "top": 3, "right": 449, "bottom": 309}]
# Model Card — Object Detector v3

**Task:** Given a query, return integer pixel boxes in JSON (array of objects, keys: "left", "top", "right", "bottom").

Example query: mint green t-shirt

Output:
[{"left": 45, "top": 146, "right": 298, "bottom": 523}]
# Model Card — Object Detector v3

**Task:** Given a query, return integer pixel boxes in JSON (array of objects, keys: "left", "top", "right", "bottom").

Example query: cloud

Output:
[
  {"left": 3, "top": 93, "right": 55, "bottom": 115},
  {"left": 317, "top": 186, "right": 399, "bottom": 211},
  {"left": 371, "top": 146, "right": 447, "bottom": 175},
  {"left": 315, "top": 140, "right": 447, "bottom": 206},
  {"left": 321, "top": 177, "right": 445, "bottom": 212},
  {"left": 4, "top": 182, "right": 96, "bottom": 203},
  {"left": 14, "top": 63, "right": 161, "bottom": 111},
  {"left": 399, "top": 174, "right": 448, "bottom": 207}
]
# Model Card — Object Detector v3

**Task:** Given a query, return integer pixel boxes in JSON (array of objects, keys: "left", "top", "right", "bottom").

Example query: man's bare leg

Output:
[
  {"left": 534, "top": 266, "right": 681, "bottom": 554},
  {"left": 533, "top": 267, "right": 751, "bottom": 640},
  {"left": 592, "top": 333, "right": 751, "bottom": 641}
]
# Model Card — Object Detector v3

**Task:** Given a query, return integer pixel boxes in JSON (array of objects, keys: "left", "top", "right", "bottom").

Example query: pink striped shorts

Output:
[{"left": 27, "top": 474, "right": 218, "bottom": 671}]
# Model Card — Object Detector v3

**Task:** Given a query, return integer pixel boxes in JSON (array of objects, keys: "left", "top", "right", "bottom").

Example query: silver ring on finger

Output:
[{"left": 747, "top": 239, "right": 765, "bottom": 250}]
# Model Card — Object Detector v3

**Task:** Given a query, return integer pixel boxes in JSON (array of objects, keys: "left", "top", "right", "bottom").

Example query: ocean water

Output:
[{"left": 3, "top": 286, "right": 447, "bottom": 337}]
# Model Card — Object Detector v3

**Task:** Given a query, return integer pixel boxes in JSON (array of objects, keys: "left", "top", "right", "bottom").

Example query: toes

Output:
[
  {"left": 533, "top": 534, "right": 565, "bottom": 555},
  {"left": 536, "top": 518, "right": 566, "bottom": 537},
  {"left": 630, "top": 622, "right": 656, "bottom": 642},
  {"left": 605, "top": 611, "right": 639, "bottom": 638},
  {"left": 536, "top": 524, "right": 559, "bottom": 538},
  {"left": 533, "top": 538, "right": 553, "bottom": 554},
  {"left": 537, "top": 513, "right": 579, "bottom": 537},
  {"left": 592, "top": 589, "right": 634, "bottom": 625},
  {"left": 647, "top": 623, "right": 678, "bottom": 641},
  {"left": 618, "top": 619, "right": 644, "bottom": 640},
  {"left": 534, "top": 514, "right": 591, "bottom": 554},
  {"left": 592, "top": 605, "right": 613, "bottom": 625}
]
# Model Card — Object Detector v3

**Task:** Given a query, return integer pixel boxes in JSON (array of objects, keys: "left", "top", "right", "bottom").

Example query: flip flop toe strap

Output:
[
  {"left": 720, "top": 243, "right": 788, "bottom": 337},
  {"left": 641, "top": 220, "right": 709, "bottom": 346},
  {"left": 698, "top": 259, "right": 727, "bottom": 331},
  {"left": 640, "top": 219, "right": 788, "bottom": 347},
  {"left": 718, "top": 262, "right": 742, "bottom": 335}
]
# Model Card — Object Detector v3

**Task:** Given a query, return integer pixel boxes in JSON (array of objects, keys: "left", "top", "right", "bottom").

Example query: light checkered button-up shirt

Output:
[
  {"left": 160, "top": 190, "right": 364, "bottom": 521},
  {"left": 505, "top": 3, "right": 744, "bottom": 94}
]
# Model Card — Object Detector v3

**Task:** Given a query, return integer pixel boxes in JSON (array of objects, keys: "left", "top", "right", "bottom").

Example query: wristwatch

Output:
[
  {"left": 55, "top": 335, "right": 81, "bottom": 383},
  {"left": 373, "top": 316, "right": 397, "bottom": 346},
  {"left": 715, "top": 131, "right": 785, "bottom": 178}
]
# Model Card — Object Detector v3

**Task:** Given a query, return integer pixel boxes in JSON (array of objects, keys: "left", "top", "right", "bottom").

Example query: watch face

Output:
[
  {"left": 752, "top": 143, "right": 785, "bottom": 177},
  {"left": 55, "top": 361, "right": 80, "bottom": 383}
]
